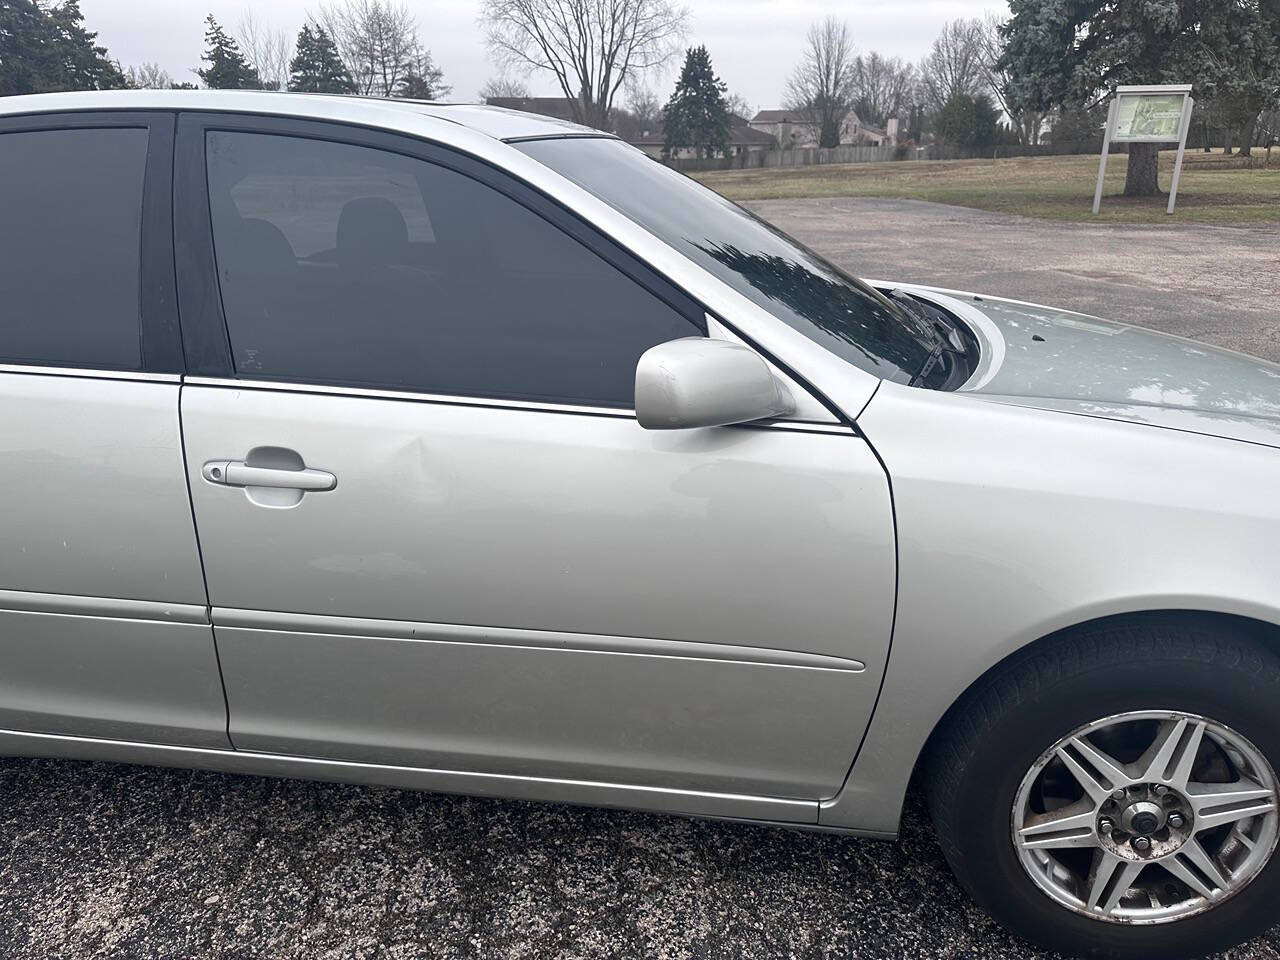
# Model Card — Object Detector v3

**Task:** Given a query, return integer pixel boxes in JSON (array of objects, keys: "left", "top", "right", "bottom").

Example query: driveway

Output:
[{"left": 2, "top": 199, "right": 1279, "bottom": 960}]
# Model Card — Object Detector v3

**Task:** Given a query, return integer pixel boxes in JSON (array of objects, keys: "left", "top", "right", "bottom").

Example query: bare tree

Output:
[
  {"left": 480, "top": 0, "right": 688, "bottom": 130},
  {"left": 318, "top": 0, "right": 421, "bottom": 97},
  {"left": 978, "top": 12, "right": 1042, "bottom": 145},
  {"left": 626, "top": 84, "right": 662, "bottom": 126},
  {"left": 609, "top": 84, "right": 661, "bottom": 139},
  {"left": 784, "top": 17, "right": 858, "bottom": 148},
  {"left": 236, "top": 10, "right": 291, "bottom": 91},
  {"left": 126, "top": 62, "right": 174, "bottom": 90},
  {"left": 725, "top": 91, "right": 754, "bottom": 122},
  {"left": 478, "top": 74, "right": 531, "bottom": 101},
  {"left": 849, "top": 51, "right": 915, "bottom": 129},
  {"left": 919, "top": 17, "right": 988, "bottom": 113}
]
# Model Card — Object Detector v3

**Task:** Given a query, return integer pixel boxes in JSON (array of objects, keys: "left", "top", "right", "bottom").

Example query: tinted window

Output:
[
  {"left": 206, "top": 132, "right": 700, "bottom": 406},
  {"left": 517, "top": 137, "right": 938, "bottom": 384},
  {"left": 0, "top": 127, "right": 148, "bottom": 369}
]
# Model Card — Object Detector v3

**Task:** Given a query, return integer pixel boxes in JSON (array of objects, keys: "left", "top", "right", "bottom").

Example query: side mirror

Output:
[{"left": 635, "top": 337, "right": 796, "bottom": 430}]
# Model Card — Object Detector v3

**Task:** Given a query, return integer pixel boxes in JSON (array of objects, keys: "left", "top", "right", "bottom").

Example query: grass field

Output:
[{"left": 694, "top": 150, "right": 1280, "bottom": 223}]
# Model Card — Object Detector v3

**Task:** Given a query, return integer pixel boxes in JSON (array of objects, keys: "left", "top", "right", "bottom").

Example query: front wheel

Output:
[{"left": 927, "top": 617, "right": 1280, "bottom": 959}]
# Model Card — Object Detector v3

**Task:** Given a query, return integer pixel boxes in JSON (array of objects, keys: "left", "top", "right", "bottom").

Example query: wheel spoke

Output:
[
  {"left": 1187, "top": 778, "right": 1278, "bottom": 832},
  {"left": 1139, "top": 716, "right": 1206, "bottom": 789},
  {"left": 1056, "top": 736, "right": 1129, "bottom": 803},
  {"left": 1163, "top": 838, "right": 1230, "bottom": 900},
  {"left": 1085, "top": 852, "right": 1145, "bottom": 915},
  {"left": 1017, "top": 804, "right": 1099, "bottom": 851}
]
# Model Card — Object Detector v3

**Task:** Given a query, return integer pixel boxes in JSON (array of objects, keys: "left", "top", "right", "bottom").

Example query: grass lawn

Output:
[{"left": 693, "top": 150, "right": 1280, "bottom": 224}]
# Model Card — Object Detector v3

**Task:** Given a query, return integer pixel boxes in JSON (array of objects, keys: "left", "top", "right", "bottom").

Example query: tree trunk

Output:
[
  {"left": 1123, "top": 142, "right": 1162, "bottom": 196},
  {"left": 819, "top": 116, "right": 840, "bottom": 149},
  {"left": 1238, "top": 116, "right": 1256, "bottom": 157},
  {"left": 1202, "top": 121, "right": 1211, "bottom": 153},
  {"left": 1224, "top": 126, "right": 1234, "bottom": 155}
]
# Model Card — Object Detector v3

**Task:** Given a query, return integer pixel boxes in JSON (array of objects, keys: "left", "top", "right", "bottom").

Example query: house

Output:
[
  {"left": 748, "top": 109, "right": 893, "bottom": 148},
  {"left": 626, "top": 116, "right": 778, "bottom": 159}
]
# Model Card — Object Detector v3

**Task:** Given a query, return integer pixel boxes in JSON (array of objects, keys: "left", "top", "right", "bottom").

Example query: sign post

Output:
[{"left": 1093, "top": 84, "right": 1194, "bottom": 215}]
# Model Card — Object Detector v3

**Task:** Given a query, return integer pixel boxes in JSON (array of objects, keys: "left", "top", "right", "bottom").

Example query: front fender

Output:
[{"left": 820, "top": 379, "right": 1280, "bottom": 832}]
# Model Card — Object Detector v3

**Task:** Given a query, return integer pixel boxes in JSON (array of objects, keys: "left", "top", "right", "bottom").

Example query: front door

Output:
[{"left": 175, "top": 116, "right": 896, "bottom": 802}]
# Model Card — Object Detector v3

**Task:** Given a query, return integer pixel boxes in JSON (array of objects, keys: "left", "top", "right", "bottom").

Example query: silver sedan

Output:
[{"left": 0, "top": 90, "right": 1276, "bottom": 960}]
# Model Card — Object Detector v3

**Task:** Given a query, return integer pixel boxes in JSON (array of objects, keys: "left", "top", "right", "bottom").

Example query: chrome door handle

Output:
[{"left": 202, "top": 460, "right": 337, "bottom": 491}]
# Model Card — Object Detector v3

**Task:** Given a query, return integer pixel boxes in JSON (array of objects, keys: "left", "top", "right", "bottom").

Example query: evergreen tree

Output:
[
  {"left": 394, "top": 48, "right": 450, "bottom": 100},
  {"left": 1000, "top": 0, "right": 1280, "bottom": 193},
  {"left": 662, "top": 46, "right": 732, "bottom": 159},
  {"left": 288, "top": 24, "right": 357, "bottom": 94},
  {"left": 936, "top": 92, "right": 999, "bottom": 147},
  {"left": 0, "top": 0, "right": 126, "bottom": 96},
  {"left": 198, "top": 15, "right": 262, "bottom": 90},
  {"left": 1195, "top": 1, "right": 1280, "bottom": 156}
]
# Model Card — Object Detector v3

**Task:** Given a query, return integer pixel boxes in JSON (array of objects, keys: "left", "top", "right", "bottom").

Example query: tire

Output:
[{"left": 926, "top": 615, "right": 1280, "bottom": 960}]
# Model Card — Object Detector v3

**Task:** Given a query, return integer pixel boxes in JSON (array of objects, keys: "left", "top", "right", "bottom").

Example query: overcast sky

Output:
[{"left": 80, "top": 0, "right": 1005, "bottom": 111}]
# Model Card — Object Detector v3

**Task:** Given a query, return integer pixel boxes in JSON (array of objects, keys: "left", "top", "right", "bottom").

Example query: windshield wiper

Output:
[
  {"left": 909, "top": 337, "right": 948, "bottom": 386},
  {"left": 887, "top": 289, "right": 948, "bottom": 386},
  {"left": 889, "top": 289, "right": 971, "bottom": 387},
  {"left": 890, "top": 288, "right": 966, "bottom": 350}
]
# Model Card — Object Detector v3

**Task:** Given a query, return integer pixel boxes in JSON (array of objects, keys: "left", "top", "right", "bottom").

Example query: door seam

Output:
[{"left": 177, "top": 380, "right": 235, "bottom": 750}]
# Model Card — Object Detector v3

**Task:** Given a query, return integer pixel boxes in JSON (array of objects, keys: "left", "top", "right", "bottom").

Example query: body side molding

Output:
[
  {"left": 212, "top": 607, "right": 866, "bottom": 672},
  {"left": 0, "top": 588, "right": 208, "bottom": 624}
]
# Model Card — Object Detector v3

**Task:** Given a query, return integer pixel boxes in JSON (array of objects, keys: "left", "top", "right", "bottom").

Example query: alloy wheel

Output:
[{"left": 1011, "top": 710, "right": 1279, "bottom": 923}]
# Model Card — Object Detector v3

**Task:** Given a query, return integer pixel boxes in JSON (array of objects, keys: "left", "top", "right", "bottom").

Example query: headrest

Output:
[{"left": 336, "top": 196, "right": 409, "bottom": 268}]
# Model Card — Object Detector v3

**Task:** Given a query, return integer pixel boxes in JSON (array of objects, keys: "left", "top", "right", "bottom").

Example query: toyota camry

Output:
[{"left": 0, "top": 90, "right": 1277, "bottom": 959}]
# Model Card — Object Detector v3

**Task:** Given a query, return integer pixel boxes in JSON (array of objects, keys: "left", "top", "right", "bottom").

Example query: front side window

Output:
[
  {"left": 517, "top": 137, "right": 944, "bottom": 385},
  {"left": 0, "top": 127, "right": 148, "bottom": 369},
  {"left": 205, "top": 131, "right": 700, "bottom": 406}
]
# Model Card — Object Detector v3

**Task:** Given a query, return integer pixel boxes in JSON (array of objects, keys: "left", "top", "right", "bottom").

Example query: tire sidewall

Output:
[{"left": 952, "top": 653, "right": 1280, "bottom": 960}]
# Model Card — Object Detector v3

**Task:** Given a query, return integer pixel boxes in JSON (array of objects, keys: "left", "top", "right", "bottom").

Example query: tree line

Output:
[
  {"left": 654, "top": 4, "right": 1278, "bottom": 192},
  {"left": 473, "top": 0, "right": 1277, "bottom": 184},
  {"left": 649, "top": 16, "right": 1031, "bottom": 164},
  {"left": 0, "top": 0, "right": 449, "bottom": 99},
  {"left": 3, "top": 0, "right": 1277, "bottom": 195}
]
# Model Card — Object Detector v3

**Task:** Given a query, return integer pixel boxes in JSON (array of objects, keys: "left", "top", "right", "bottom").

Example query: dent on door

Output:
[{"left": 181, "top": 385, "right": 895, "bottom": 800}]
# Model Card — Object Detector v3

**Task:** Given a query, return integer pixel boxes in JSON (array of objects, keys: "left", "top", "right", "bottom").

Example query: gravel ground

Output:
[{"left": 3, "top": 199, "right": 1279, "bottom": 960}]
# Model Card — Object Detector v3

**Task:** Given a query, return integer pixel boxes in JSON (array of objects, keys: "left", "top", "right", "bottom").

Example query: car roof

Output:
[{"left": 0, "top": 89, "right": 610, "bottom": 143}]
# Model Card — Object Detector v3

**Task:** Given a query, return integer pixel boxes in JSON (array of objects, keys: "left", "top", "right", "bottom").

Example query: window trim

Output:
[
  {"left": 183, "top": 375, "right": 639, "bottom": 419},
  {"left": 0, "top": 111, "right": 182, "bottom": 375},
  {"left": 174, "top": 112, "right": 707, "bottom": 403}
]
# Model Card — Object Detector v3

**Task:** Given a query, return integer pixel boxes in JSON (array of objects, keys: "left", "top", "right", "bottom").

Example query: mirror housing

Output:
[{"left": 635, "top": 337, "right": 796, "bottom": 430}]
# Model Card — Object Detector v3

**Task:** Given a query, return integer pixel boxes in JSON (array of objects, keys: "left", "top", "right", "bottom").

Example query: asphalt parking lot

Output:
[
  {"left": 2, "top": 199, "right": 1279, "bottom": 960},
  {"left": 747, "top": 196, "right": 1280, "bottom": 363}
]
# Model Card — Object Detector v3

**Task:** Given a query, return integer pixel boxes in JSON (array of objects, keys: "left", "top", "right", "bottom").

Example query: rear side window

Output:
[
  {"left": 0, "top": 127, "right": 148, "bottom": 369},
  {"left": 204, "top": 131, "right": 700, "bottom": 406}
]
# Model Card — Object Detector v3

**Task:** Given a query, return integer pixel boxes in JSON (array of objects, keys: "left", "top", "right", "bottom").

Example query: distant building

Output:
[
  {"left": 748, "top": 109, "right": 893, "bottom": 148},
  {"left": 626, "top": 116, "right": 778, "bottom": 159}
]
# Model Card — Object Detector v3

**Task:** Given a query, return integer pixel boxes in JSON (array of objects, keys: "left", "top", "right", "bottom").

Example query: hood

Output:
[{"left": 906, "top": 287, "right": 1280, "bottom": 450}]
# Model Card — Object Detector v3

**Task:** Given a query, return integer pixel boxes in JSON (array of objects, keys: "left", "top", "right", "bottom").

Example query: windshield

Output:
[{"left": 516, "top": 137, "right": 938, "bottom": 384}]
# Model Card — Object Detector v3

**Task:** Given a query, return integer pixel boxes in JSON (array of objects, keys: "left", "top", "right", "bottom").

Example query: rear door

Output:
[
  {"left": 174, "top": 114, "right": 896, "bottom": 803},
  {"left": 0, "top": 112, "right": 225, "bottom": 747}
]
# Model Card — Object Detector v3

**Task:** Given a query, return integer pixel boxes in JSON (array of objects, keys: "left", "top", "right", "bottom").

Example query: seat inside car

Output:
[{"left": 336, "top": 196, "right": 410, "bottom": 271}]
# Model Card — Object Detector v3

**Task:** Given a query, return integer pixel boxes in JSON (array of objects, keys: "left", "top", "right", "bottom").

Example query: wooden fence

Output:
[
  {"left": 665, "top": 139, "right": 1130, "bottom": 172},
  {"left": 669, "top": 144, "right": 898, "bottom": 172}
]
